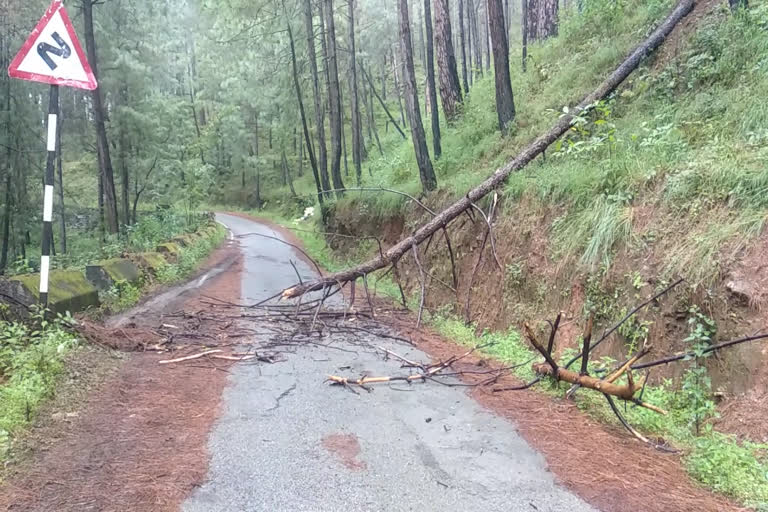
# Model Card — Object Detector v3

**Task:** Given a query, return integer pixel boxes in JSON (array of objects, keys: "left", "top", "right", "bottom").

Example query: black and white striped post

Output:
[{"left": 40, "top": 84, "right": 59, "bottom": 308}]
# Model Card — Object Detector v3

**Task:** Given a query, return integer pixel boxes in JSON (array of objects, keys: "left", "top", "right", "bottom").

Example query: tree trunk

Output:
[
  {"left": 364, "top": 68, "right": 384, "bottom": 156},
  {"left": 522, "top": 0, "right": 529, "bottom": 72},
  {"left": 433, "top": 0, "right": 463, "bottom": 121},
  {"left": 119, "top": 87, "right": 130, "bottom": 226},
  {"left": 399, "top": 0, "right": 437, "bottom": 194},
  {"left": 484, "top": 0, "right": 491, "bottom": 71},
  {"left": 417, "top": 1, "right": 427, "bottom": 69},
  {"left": 393, "top": 52, "right": 408, "bottom": 128},
  {"left": 282, "top": 0, "right": 695, "bottom": 299},
  {"left": 1, "top": 43, "right": 12, "bottom": 272},
  {"left": 83, "top": 0, "right": 119, "bottom": 235},
  {"left": 342, "top": 104, "right": 349, "bottom": 177},
  {"left": 488, "top": 0, "right": 516, "bottom": 132},
  {"left": 504, "top": 0, "right": 510, "bottom": 35},
  {"left": 253, "top": 112, "right": 263, "bottom": 209},
  {"left": 424, "top": 0, "right": 442, "bottom": 160},
  {"left": 458, "top": 0, "right": 470, "bottom": 93},
  {"left": 528, "top": 0, "right": 557, "bottom": 41},
  {"left": 304, "top": 0, "right": 331, "bottom": 197},
  {"left": 469, "top": 0, "right": 483, "bottom": 80},
  {"left": 324, "top": 0, "right": 346, "bottom": 197},
  {"left": 347, "top": 0, "right": 363, "bottom": 186},
  {"left": 286, "top": 18, "right": 325, "bottom": 204},
  {"left": 362, "top": 64, "right": 407, "bottom": 139},
  {"left": 282, "top": 149, "right": 297, "bottom": 198}
]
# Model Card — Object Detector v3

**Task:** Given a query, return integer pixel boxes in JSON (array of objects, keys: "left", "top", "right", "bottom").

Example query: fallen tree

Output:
[{"left": 282, "top": 0, "right": 695, "bottom": 300}]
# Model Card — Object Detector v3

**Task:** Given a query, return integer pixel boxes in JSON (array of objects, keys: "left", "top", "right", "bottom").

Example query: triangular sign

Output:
[{"left": 8, "top": 0, "right": 98, "bottom": 90}]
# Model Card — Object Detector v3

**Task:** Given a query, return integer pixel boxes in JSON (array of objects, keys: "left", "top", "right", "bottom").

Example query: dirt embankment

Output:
[
  {"left": 323, "top": 194, "right": 768, "bottom": 445},
  {"left": 0, "top": 240, "right": 243, "bottom": 512}
]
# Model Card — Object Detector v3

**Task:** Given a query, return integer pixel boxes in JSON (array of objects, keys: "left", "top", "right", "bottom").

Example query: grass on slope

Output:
[{"left": 272, "top": 0, "right": 768, "bottom": 286}]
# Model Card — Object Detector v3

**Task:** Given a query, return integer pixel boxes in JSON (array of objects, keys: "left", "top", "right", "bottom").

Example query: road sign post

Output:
[
  {"left": 40, "top": 85, "right": 59, "bottom": 307},
  {"left": 7, "top": 0, "right": 98, "bottom": 308}
]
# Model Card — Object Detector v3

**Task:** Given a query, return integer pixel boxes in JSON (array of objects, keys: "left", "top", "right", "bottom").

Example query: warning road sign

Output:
[{"left": 8, "top": 0, "right": 98, "bottom": 90}]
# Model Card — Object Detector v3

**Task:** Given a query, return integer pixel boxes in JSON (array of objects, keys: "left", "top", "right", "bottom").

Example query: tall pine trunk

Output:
[
  {"left": 306, "top": 0, "right": 332, "bottom": 196},
  {"left": 424, "top": 0, "right": 442, "bottom": 160},
  {"left": 528, "top": 0, "right": 557, "bottom": 41},
  {"left": 399, "top": 0, "right": 437, "bottom": 193},
  {"left": 469, "top": 0, "right": 483, "bottom": 80},
  {"left": 286, "top": 18, "right": 324, "bottom": 204},
  {"left": 522, "top": 0, "right": 529, "bottom": 71},
  {"left": 458, "top": 0, "right": 469, "bottom": 93},
  {"left": 83, "top": 0, "right": 119, "bottom": 234},
  {"left": 347, "top": 0, "right": 363, "bottom": 186},
  {"left": 324, "top": 0, "right": 345, "bottom": 197},
  {"left": 433, "top": 0, "right": 463, "bottom": 121},
  {"left": 488, "top": 0, "right": 515, "bottom": 132},
  {"left": 483, "top": 0, "right": 491, "bottom": 70}
]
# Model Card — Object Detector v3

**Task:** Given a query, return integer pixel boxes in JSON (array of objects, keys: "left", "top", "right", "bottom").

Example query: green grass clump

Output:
[{"left": 0, "top": 310, "right": 79, "bottom": 459}]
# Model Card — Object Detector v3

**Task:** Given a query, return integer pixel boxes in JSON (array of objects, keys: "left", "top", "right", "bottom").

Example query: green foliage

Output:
[
  {"left": 102, "top": 280, "right": 142, "bottom": 312},
  {"left": 157, "top": 225, "right": 226, "bottom": 285},
  {"left": 678, "top": 306, "right": 718, "bottom": 436},
  {"left": 0, "top": 309, "right": 79, "bottom": 457},
  {"left": 685, "top": 433, "right": 768, "bottom": 507}
]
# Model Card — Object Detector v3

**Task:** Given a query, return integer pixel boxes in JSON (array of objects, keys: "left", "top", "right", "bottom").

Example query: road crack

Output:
[{"left": 265, "top": 383, "right": 297, "bottom": 412}]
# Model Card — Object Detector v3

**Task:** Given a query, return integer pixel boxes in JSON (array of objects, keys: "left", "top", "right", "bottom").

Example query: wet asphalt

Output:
[{"left": 181, "top": 213, "right": 595, "bottom": 512}]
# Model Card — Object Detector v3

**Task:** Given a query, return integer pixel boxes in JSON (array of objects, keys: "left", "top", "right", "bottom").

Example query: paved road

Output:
[{"left": 183, "top": 213, "right": 595, "bottom": 512}]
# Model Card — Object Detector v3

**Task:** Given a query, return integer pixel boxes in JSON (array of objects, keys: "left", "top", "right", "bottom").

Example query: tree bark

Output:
[
  {"left": 433, "top": 0, "right": 463, "bottom": 121},
  {"left": 83, "top": 0, "right": 119, "bottom": 234},
  {"left": 324, "top": 0, "right": 346, "bottom": 197},
  {"left": 347, "top": 0, "right": 363, "bottom": 186},
  {"left": 399, "top": 0, "right": 437, "bottom": 195},
  {"left": 304, "top": 0, "right": 331, "bottom": 197},
  {"left": 528, "top": 0, "right": 557, "bottom": 41},
  {"left": 483, "top": 0, "right": 491, "bottom": 71},
  {"left": 488, "top": 0, "right": 516, "bottom": 132},
  {"left": 282, "top": 0, "right": 695, "bottom": 298},
  {"left": 393, "top": 52, "right": 408, "bottom": 128},
  {"left": 417, "top": 0, "right": 427, "bottom": 69},
  {"left": 1, "top": 40, "right": 12, "bottom": 272},
  {"left": 362, "top": 65, "right": 407, "bottom": 139},
  {"left": 363, "top": 65, "right": 384, "bottom": 156},
  {"left": 458, "top": 0, "right": 470, "bottom": 94},
  {"left": 118, "top": 86, "right": 131, "bottom": 226},
  {"left": 286, "top": 17, "right": 325, "bottom": 204},
  {"left": 522, "top": 0, "right": 528, "bottom": 72},
  {"left": 424, "top": 0, "right": 442, "bottom": 159},
  {"left": 282, "top": 149, "right": 297, "bottom": 198},
  {"left": 469, "top": 0, "right": 483, "bottom": 80}
]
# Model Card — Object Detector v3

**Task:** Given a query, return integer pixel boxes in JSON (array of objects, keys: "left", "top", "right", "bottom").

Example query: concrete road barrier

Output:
[{"left": 86, "top": 259, "right": 141, "bottom": 291}]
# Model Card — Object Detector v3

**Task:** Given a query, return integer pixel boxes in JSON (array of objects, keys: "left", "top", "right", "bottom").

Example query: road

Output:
[{"left": 183, "top": 213, "right": 595, "bottom": 512}]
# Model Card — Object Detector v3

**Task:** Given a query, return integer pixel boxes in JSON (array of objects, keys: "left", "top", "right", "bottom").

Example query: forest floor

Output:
[{"left": 0, "top": 213, "right": 747, "bottom": 512}]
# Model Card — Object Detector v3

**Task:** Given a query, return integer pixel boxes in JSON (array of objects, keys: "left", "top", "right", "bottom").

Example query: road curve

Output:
[{"left": 182, "top": 213, "right": 595, "bottom": 512}]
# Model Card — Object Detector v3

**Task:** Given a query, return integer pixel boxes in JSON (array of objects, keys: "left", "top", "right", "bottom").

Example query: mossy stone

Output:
[
  {"left": 10, "top": 271, "right": 100, "bottom": 314},
  {"left": 85, "top": 259, "right": 141, "bottom": 291},
  {"left": 156, "top": 243, "right": 181, "bottom": 261},
  {"left": 130, "top": 252, "right": 167, "bottom": 275}
]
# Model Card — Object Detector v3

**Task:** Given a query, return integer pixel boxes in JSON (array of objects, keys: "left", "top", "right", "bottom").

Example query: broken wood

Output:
[
  {"left": 281, "top": 0, "right": 695, "bottom": 300},
  {"left": 159, "top": 350, "right": 223, "bottom": 364}
]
